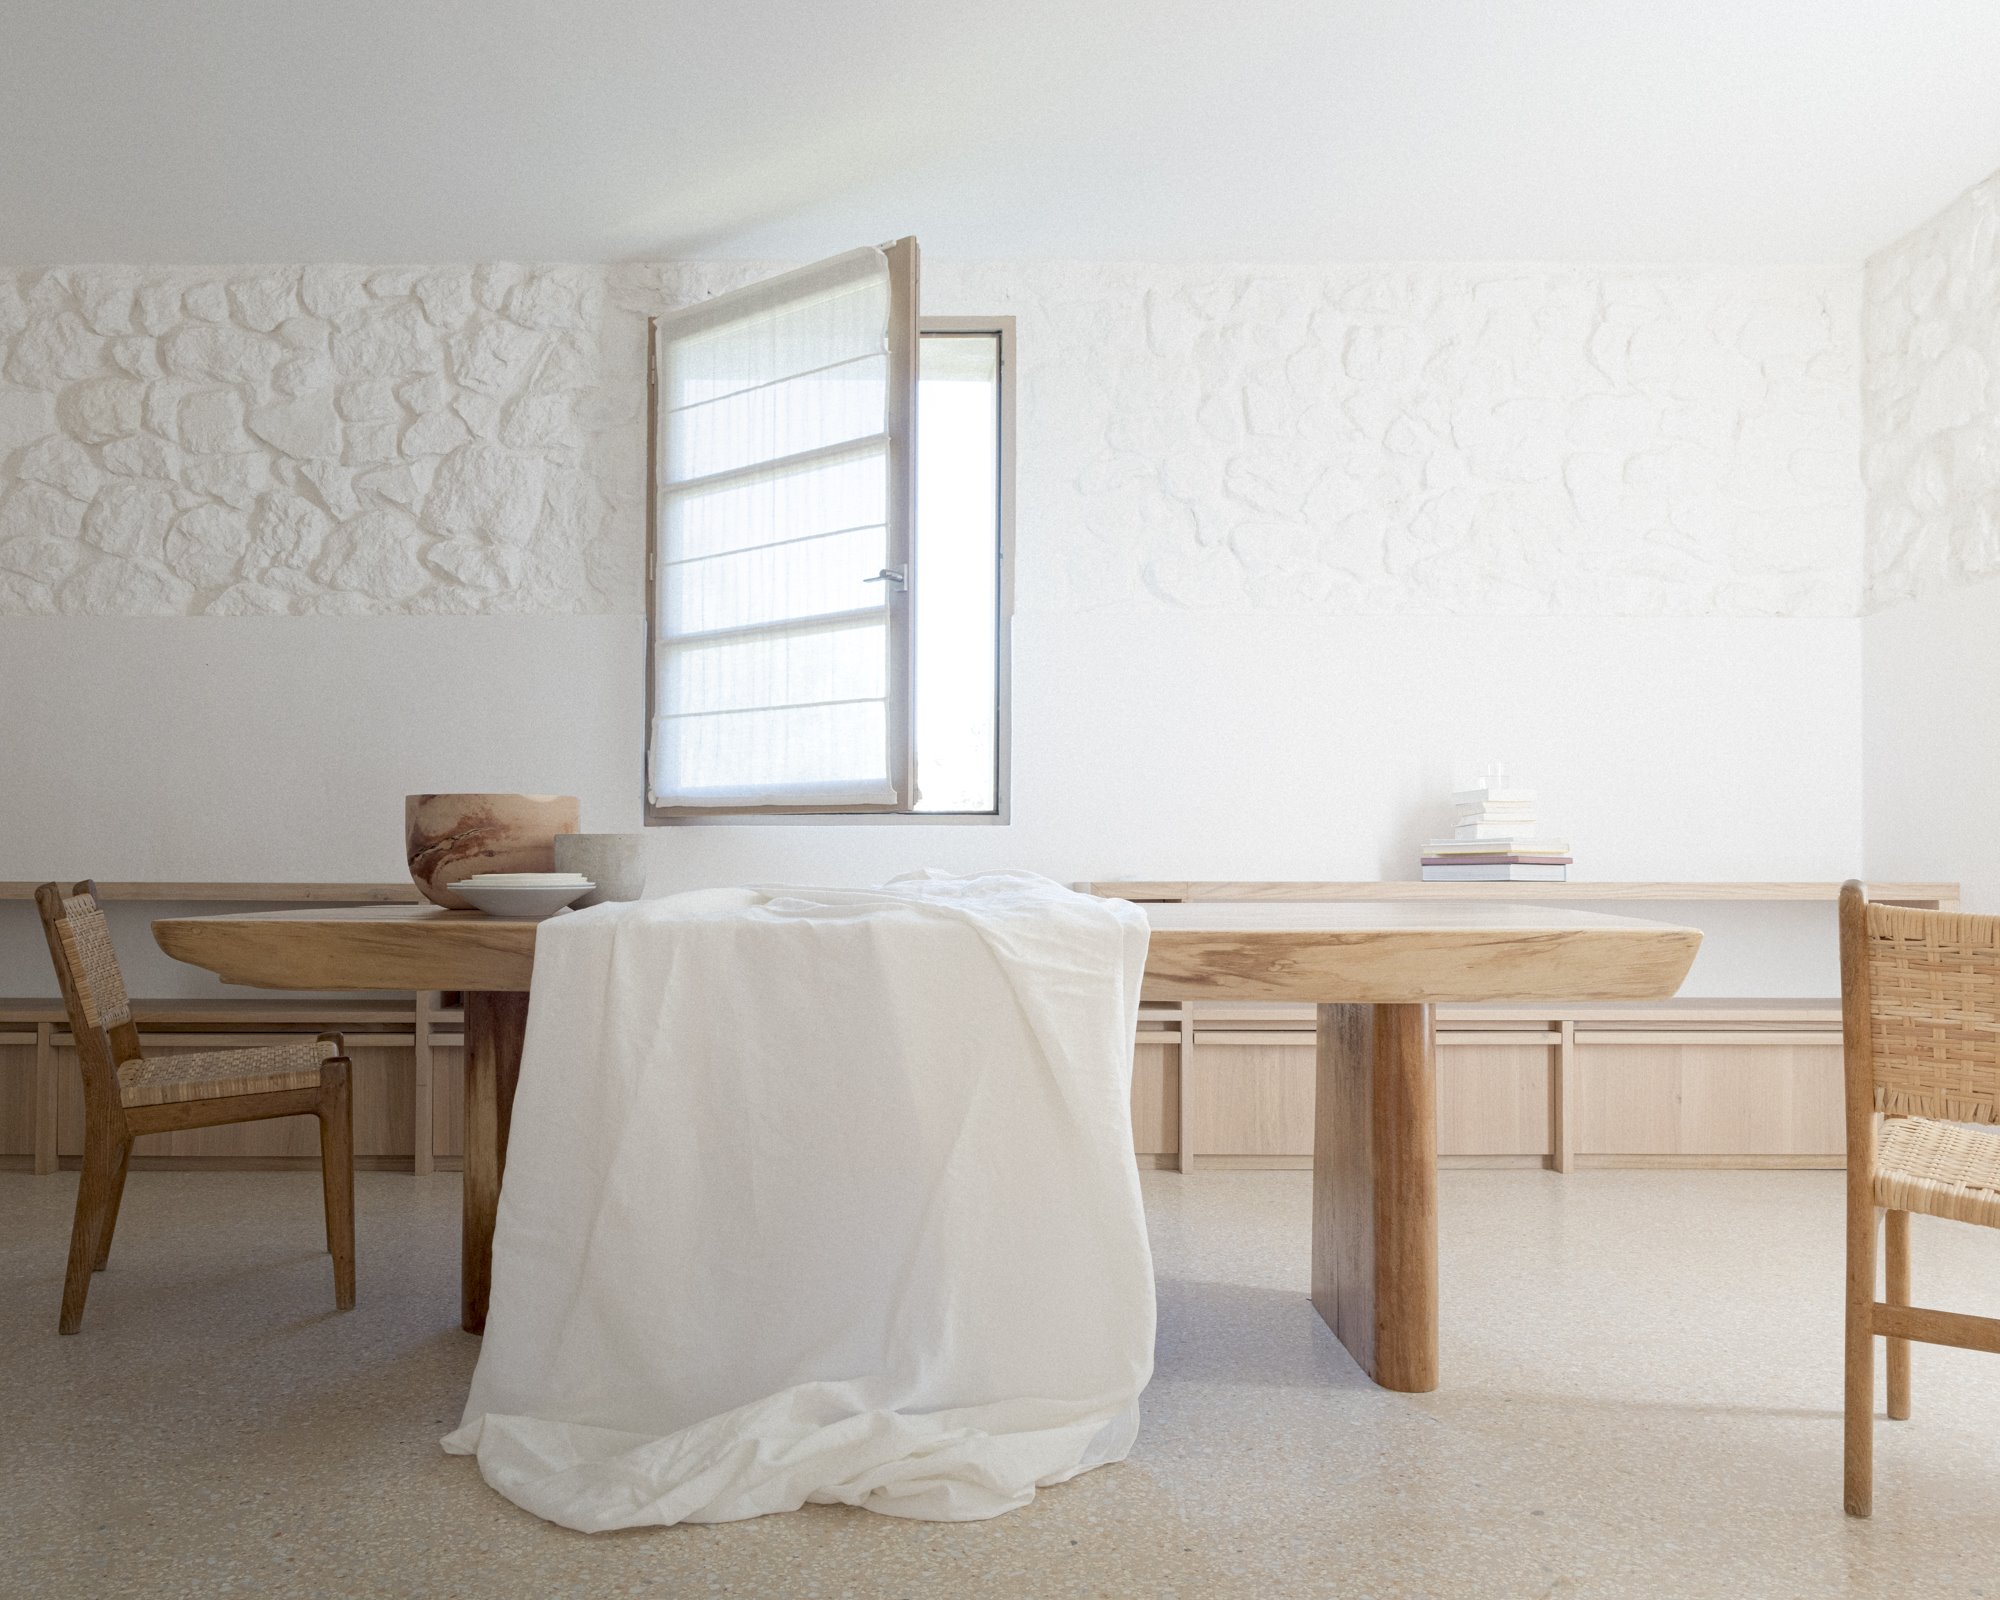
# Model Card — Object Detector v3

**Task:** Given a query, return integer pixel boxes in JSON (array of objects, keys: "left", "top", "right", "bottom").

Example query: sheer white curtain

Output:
[{"left": 650, "top": 245, "right": 915, "bottom": 811}]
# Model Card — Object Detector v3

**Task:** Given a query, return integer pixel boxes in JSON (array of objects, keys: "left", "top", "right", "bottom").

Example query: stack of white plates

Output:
[{"left": 453, "top": 873, "right": 596, "bottom": 918}]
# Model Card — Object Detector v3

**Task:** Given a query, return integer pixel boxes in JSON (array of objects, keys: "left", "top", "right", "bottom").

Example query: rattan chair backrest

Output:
[
  {"left": 1860, "top": 901, "right": 2000, "bottom": 1125},
  {"left": 52, "top": 892, "right": 133, "bottom": 1033}
]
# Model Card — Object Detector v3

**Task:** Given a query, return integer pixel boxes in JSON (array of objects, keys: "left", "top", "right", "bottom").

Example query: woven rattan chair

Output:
[
  {"left": 35, "top": 881, "right": 355, "bottom": 1333},
  {"left": 1839, "top": 880, "right": 2000, "bottom": 1516}
]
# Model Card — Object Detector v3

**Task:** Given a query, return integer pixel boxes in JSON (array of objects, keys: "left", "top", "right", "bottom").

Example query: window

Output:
[
  {"left": 646, "top": 240, "right": 1010, "bottom": 822},
  {"left": 910, "top": 323, "right": 1007, "bottom": 815}
]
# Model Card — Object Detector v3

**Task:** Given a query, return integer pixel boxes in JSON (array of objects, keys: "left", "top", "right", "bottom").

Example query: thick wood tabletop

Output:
[
  {"left": 155, "top": 899, "right": 1700, "bottom": 1004},
  {"left": 154, "top": 904, "right": 541, "bottom": 992},
  {"left": 1137, "top": 901, "right": 1698, "bottom": 1002}
]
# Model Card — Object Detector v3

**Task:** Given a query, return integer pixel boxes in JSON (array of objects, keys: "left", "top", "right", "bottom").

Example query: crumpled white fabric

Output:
[{"left": 442, "top": 870, "right": 1155, "bottom": 1530}]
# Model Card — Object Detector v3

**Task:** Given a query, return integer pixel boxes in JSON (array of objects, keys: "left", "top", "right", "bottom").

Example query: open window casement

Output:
[{"left": 648, "top": 239, "right": 919, "bottom": 815}]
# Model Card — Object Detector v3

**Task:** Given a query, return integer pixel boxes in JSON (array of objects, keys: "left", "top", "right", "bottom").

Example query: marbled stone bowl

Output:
[{"left": 405, "top": 793, "right": 580, "bottom": 909}]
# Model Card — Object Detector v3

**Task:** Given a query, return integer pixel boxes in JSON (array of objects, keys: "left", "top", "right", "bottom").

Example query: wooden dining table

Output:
[{"left": 154, "top": 898, "right": 1699, "bottom": 1390}]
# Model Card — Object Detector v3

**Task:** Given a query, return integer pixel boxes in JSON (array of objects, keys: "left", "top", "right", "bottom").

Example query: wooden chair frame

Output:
[
  {"left": 1839, "top": 879, "right": 2000, "bottom": 1516},
  {"left": 35, "top": 880, "right": 355, "bottom": 1333}
]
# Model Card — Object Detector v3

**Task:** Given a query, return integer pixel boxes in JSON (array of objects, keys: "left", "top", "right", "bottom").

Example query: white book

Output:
[
  {"left": 1452, "top": 788, "right": 1536, "bottom": 806},
  {"left": 1455, "top": 824, "right": 1545, "bottom": 841},
  {"left": 1427, "top": 838, "right": 1571, "bottom": 854},
  {"left": 1416, "top": 868, "right": 1568, "bottom": 880}
]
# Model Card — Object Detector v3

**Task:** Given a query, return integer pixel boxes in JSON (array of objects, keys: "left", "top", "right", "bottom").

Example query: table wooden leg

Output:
[
  {"left": 1312, "top": 1001, "right": 1439, "bottom": 1392},
  {"left": 462, "top": 989, "right": 530, "bottom": 1334}
]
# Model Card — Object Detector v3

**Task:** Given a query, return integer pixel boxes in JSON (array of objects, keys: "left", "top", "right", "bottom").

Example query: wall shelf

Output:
[
  {"left": 0, "top": 882, "right": 419, "bottom": 903},
  {"left": 4, "top": 880, "right": 1958, "bottom": 908},
  {"left": 1081, "top": 881, "right": 1959, "bottom": 908}
]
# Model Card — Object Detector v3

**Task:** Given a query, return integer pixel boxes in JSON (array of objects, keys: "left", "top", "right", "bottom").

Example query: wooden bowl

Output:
[{"left": 405, "top": 793, "right": 580, "bottom": 910}]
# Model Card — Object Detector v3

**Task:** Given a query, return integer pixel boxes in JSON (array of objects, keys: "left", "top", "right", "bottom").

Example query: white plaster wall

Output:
[
  {"left": 0, "top": 612, "right": 1861, "bottom": 997},
  {"left": 1862, "top": 168, "right": 2000, "bottom": 608},
  {"left": 0, "top": 261, "right": 1863, "bottom": 619},
  {"left": 1863, "top": 576, "right": 2000, "bottom": 915},
  {"left": 1859, "top": 167, "right": 2000, "bottom": 913}
]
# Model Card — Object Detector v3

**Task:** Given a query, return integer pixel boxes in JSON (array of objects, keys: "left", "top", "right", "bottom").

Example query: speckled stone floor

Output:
[{"left": 3, "top": 1167, "right": 1997, "bottom": 1599}]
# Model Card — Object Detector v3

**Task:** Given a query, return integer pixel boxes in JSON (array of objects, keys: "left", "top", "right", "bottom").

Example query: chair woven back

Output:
[
  {"left": 53, "top": 892, "right": 132, "bottom": 1033},
  {"left": 1860, "top": 901, "right": 2000, "bottom": 1125}
]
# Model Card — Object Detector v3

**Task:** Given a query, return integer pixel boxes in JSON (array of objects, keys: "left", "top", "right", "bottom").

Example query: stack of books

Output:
[{"left": 1422, "top": 784, "right": 1573, "bottom": 882}]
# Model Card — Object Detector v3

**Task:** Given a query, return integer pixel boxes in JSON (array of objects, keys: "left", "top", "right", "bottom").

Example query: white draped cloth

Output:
[{"left": 442, "top": 871, "right": 1155, "bottom": 1529}]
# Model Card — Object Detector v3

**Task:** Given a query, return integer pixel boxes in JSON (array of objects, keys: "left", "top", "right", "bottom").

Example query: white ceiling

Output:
[{"left": 5, "top": 0, "right": 1999, "bottom": 265}]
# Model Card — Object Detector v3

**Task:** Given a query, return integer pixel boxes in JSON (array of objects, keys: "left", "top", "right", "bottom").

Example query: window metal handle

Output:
[{"left": 864, "top": 566, "right": 908, "bottom": 590}]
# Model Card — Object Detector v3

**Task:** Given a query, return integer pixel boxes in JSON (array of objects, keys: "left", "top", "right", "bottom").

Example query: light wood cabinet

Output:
[
  {"left": 1167, "top": 1024, "right": 1557, "bottom": 1167},
  {"left": 1123, "top": 1002, "right": 1843, "bottom": 1171},
  {"left": 2, "top": 996, "right": 1845, "bottom": 1174}
]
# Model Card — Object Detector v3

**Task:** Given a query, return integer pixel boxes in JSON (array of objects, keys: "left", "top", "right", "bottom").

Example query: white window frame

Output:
[{"left": 644, "top": 303, "right": 1014, "bottom": 826}]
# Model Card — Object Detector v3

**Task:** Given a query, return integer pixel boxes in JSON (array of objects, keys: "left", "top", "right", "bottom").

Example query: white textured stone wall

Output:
[
  {"left": 0, "top": 260, "right": 1863, "bottom": 617},
  {"left": 929, "top": 264, "right": 1861, "bottom": 615},
  {"left": 1862, "top": 171, "right": 2000, "bottom": 609},
  {"left": 0, "top": 264, "right": 643, "bottom": 614}
]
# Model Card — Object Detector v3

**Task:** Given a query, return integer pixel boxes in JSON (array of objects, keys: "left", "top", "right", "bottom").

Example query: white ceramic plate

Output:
[{"left": 454, "top": 881, "right": 595, "bottom": 918}]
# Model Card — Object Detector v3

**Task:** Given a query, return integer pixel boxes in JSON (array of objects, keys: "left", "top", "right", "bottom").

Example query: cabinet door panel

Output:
[
  {"left": 0, "top": 1041, "right": 35, "bottom": 1156},
  {"left": 432, "top": 1043, "right": 465, "bottom": 1159},
  {"left": 1189, "top": 1038, "right": 1314, "bottom": 1156},
  {"left": 1131, "top": 1038, "right": 1180, "bottom": 1156},
  {"left": 1578, "top": 1040, "right": 1842, "bottom": 1155},
  {"left": 1437, "top": 1042, "right": 1552, "bottom": 1156}
]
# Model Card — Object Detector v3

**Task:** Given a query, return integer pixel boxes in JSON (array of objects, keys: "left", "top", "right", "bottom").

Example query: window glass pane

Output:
[
  {"left": 913, "top": 332, "right": 1002, "bottom": 814},
  {"left": 664, "top": 525, "right": 888, "bottom": 636},
  {"left": 665, "top": 273, "right": 888, "bottom": 407},
  {"left": 669, "top": 353, "right": 887, "bottom": 482},
  {"left": 654, "top": 699, "right": 890, "bottom": 803},
  {"left": 661, "top": 624, "right": 888, "bottom": 719},
  {"left": 667, "top": 447, "right": 885, "bottom": 564}
]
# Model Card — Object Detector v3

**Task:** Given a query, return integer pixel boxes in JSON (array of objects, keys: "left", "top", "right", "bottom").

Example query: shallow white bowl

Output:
[
  {"left": 454, "top": 880, "right": 594, "bottom": 918},
  {"left": 457, "top": 873, "right": 593, "bottom": 885}
]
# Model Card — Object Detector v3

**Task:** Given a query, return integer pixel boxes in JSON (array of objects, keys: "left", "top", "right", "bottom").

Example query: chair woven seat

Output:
[
  {"left": 1875, "top": 1116, "right": 2000, "bottom": 1229},
  {"left": 117, "top": 1038, "right": 337, "bottom": 1109}
]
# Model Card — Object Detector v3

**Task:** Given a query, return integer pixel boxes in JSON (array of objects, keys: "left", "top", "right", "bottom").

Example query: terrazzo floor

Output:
[{"left": 3, "top": 1166, "right": 1997, "bottom": 1599}]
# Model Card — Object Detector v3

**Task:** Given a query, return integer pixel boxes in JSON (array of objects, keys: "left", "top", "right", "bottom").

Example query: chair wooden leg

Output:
[
  {"left": 92, "top": 1138, "right": 132, "bottom": 1272},
  {"left": 1885, "top": 1209, "right": 1911, "bottom": 1421},
  {"left": 1844, "top": 1202, "right": 1878, "bottom": 1517},
  {"left": 318, "top": 1061, "right": 355, "bottom": 1311},
  {"left": 60, "top": 1131, "right": 122, "bottom": 1334}
]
